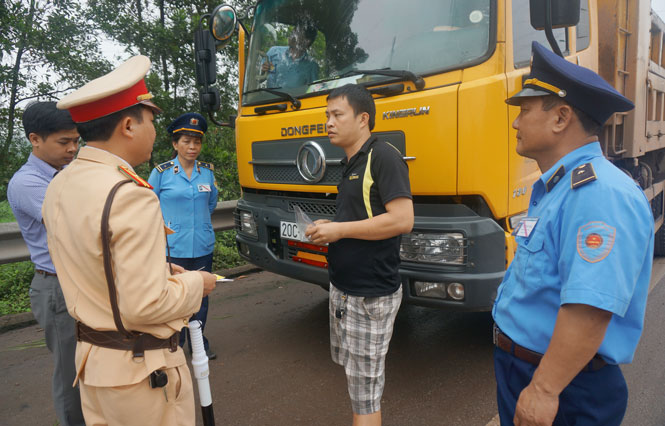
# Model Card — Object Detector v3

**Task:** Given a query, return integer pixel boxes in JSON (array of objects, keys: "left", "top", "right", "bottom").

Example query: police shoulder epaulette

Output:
[
  {"left": 155, "top": 160, "right": 175, "bottom": 173},
  {"left": 118, "top": 165, "right": 153, "bottom": 189},
  {"left": 197, "top": 161, "right": 214, "bottom": 171},
  {"left": 571, "top": 162, "right": 597, "bottom": 189}
]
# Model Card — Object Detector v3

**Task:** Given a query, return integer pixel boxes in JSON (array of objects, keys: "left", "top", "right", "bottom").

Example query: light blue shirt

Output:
[
  {"left": 264, "top": 46, "right": 319, "bottom": 88},
  {"left": 493, "top": 142, "right": 654, "bottom": 364},
  {"left": 148, "top": 156, "right": 218, "bottom": 258},
  {"left": 7, "top": 153, "right": 59, "bottom": 273}
]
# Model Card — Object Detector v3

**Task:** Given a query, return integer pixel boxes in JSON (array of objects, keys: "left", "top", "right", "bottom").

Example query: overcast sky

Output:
[{"left": 654, "top": 0, "right": 665, "bottom": 19}]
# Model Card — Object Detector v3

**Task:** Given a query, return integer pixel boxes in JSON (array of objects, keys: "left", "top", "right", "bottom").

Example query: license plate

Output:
[{"left": 280, "top": 221, "right": 306, "bottom": 242}]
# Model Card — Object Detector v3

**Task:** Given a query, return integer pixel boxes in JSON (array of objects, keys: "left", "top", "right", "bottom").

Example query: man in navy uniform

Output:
[{"left": 493, "top": 41, "right": 653, "bottom": 425}]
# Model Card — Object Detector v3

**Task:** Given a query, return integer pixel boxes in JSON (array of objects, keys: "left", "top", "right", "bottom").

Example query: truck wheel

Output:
[{"left": 655, "top": 225, "right": 665, "bottom": 257}]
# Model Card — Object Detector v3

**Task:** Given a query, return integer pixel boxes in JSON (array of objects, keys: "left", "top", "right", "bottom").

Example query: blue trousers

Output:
[
  {"left": 169, "top": 254, "right": 213, "bottom": 351},
  {"left": 494, "top": 347, "right": 627, "bottom": 425}
]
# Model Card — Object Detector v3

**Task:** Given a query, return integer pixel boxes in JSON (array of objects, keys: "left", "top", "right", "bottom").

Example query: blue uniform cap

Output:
[
  {"left": 506, "top": 42, "right": 634, "bottom": 125},
  {"left": 167, "top": 112, "right": 208, "bottom": 137}
]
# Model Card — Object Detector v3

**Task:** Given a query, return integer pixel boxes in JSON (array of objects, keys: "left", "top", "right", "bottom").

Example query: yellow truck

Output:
[{"left": 196, "top": 0, "right": 664, "bottom": 310}]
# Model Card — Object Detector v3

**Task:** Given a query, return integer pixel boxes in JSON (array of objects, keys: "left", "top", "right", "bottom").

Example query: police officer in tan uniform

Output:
[{"left": 42, "top": 56, "right": 217, "bottom": 426}]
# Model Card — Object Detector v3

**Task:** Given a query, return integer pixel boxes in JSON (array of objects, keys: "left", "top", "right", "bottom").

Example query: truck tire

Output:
[{"left": 655, "top": 225, "right": 665, "bottom": 257}]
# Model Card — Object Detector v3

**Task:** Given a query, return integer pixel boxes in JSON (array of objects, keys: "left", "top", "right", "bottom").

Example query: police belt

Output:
[
  {"left": 493, "top": 324, "right": 607, "bottom": 372},
  {"left": 76, "top": 322, "right": 179, "bottom": 356}
]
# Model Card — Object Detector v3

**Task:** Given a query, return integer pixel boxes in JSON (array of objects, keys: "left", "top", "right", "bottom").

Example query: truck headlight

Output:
[
  {"left": 237, "top": 210, "right": 258, "bottom": 237},
  {"left": 413, "top": 281, "right": 465, "bottom": 301},
  {"left": 400, "top": 232, "right": 465, "bottom": 265},
  {"left": 414, "top": 281, "right": 447, "bottom": 298},
  {"left": 447, "top": 282, "right": 465, "bottom": 300}
]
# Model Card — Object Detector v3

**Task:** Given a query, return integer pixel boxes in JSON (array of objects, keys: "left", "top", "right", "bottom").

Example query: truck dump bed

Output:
[{"left": 598, "top": 0, "right": 665, "bottom": 231}]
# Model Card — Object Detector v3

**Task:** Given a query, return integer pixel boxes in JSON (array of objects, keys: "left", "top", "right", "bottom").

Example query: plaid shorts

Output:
[{"left": 329, "top": 283, "right": 402, "bottom": 415}]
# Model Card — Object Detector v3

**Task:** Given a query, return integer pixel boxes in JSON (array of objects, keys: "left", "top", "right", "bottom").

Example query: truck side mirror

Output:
[
  {"left": 199, "top": 87, "right": 221, "bottom": 113},
  {"left": 194, "top": 27, "right": 220, "bottom": 113},
  {"left": 529, "top": 0, "right": 580, "bottom": 30},
  {"left": 195, "top": 28, "right": 217, "bottom": 87},
  {"left": 211, "top": 4, "right": 238, "bottom": 42},
  {"left": 194, "top": 4, "right": 242, "bottom": 127}
]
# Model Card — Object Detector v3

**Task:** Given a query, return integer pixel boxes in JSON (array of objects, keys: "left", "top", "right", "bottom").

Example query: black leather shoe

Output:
[{"left": 206, "top": 349, "right": 217, "bottom": 360}]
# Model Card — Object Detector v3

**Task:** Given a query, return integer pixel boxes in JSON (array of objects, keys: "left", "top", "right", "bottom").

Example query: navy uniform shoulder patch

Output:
[
  {"left": 118, "top": 165, "right": 153, "bottom": 189},
  {"left": 571, "top": 163, "right": 597, "bottom": 189},
  {"left": 197, "top": 161, "right": 214, "bottom": 171},
  {"left": 156, "top": 160, "right": 175, "bottom": 173},
  {"left": 577, "top": 221, "right": 615, "bottom": 263},
  {"left": 546, "top": 165, "right": 565, "bottom": 192}
]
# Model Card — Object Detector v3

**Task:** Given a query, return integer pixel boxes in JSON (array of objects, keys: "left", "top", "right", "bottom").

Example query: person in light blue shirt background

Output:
[
  {"left": 260, "top": 24, "right": 319, "bottom": 88},
  {"left": 7, "top": 101, "right": 84, "bottom": 426},
  {"left": 148, "top": 112, "right": 219, "bottom": 359},
  {"left": 492, "top": 42, "right": 653, "bottom": 426}
]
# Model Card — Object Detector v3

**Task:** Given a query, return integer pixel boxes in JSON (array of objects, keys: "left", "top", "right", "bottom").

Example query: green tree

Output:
[
  {"left": 86, "top": 0, "right": 242, "bottom": 192},
  {"left": 0, "top": 0, "right": 111, "bottom": 199},
  {"left": 85, "top": 0, "right": 246, "bottom": 272}
]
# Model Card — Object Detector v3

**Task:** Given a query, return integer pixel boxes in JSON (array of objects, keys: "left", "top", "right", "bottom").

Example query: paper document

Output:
[{"left": 215, "top": 274, "right": 233, "bottom": 282}]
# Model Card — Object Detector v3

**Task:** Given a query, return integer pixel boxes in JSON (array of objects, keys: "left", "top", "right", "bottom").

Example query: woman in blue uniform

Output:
[{"left": 148, "top": 112, "right": 219, "bottom": 359}]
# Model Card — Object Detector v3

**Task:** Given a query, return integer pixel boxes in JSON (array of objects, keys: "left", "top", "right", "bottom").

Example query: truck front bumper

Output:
[{"left": 235, "top": 194, "right": 506, "bottom": 311}]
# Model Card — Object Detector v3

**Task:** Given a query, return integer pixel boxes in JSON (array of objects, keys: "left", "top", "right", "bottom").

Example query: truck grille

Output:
[
  {"left": 251, "top": 131, "right": 406, "bottom": 186},
  {"left": 255, "top": 165, "right": 344, "bottom": 185},
  {"left": 288, "top": 200, "right": 337, "bottom": 216}
]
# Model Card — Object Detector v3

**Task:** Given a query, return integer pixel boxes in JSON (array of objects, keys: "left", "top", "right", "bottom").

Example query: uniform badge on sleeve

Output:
[{"left": 577, "top": 221, "right": 615, "bottom": 263}]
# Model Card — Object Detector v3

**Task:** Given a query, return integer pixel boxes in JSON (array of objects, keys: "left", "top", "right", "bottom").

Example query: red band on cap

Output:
[{"left": 68, "top": 79, "right": 150, "bottom": 123}]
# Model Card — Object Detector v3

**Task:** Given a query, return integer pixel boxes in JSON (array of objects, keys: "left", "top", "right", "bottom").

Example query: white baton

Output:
[{"left": 188, "top": 320, "right": 215, "bottom": 425}]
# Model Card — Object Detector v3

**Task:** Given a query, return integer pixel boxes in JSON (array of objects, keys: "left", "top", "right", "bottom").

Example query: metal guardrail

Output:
[{"left": 0, "top": 200, "right": 238, "bottom": 266}]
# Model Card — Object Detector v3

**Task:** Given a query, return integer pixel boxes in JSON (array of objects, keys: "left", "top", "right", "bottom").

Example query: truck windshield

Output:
[{"left": 243, "top": 0, "right": 492, "bottom": 105}]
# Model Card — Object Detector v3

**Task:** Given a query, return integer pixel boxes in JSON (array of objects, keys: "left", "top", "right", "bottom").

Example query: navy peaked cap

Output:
[
  {"left": 506, "top": 42, "right": 634, "bottom": 124},
  {"left": 167, "top": 112, "right": 208, "bottom": 136}
]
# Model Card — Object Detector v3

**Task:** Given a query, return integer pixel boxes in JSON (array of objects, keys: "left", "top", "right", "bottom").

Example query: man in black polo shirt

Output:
[{"left": 306, "top": 84, "right": 413, "bottom": 426}]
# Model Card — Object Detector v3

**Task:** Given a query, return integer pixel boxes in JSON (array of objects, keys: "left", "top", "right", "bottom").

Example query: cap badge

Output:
[
  {"left": 136, "top": 93, "right": 153, "bottom": 101},
  {"left": 190, "top": 118, "right": 199, "bottom": 125}
]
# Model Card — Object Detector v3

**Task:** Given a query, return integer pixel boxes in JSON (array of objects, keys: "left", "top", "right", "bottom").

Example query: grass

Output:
[
  {"left": 213, "top": 230, "right": 246, "bottom": 271},
  {"left": 0, "top": 201, "right": 30, "bottom": 315},
  {"left": 0, "top": 261, "right": 33, "bottom": 315},
  {"left": 0, "top": 200, "right": 15, "bottom": 223}
]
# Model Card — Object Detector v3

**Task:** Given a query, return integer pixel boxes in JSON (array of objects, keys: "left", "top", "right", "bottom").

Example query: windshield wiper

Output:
[
  {"left": 243, "top": 87, "right": 301, "bottom": 109},
  {"left": 338, "top": 68, "right": 425, "bottom": 91}
]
